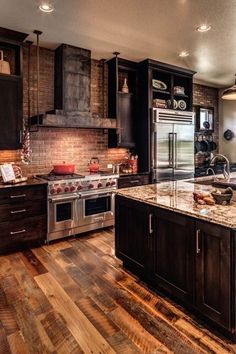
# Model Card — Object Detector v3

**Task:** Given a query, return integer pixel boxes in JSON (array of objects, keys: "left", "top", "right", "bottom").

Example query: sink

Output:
[
  {"left": 188, "top": 178, "right": 236, "bottom": 190},
  {"left": 187, "top": 179, "right": 215, "bottom": 186}
]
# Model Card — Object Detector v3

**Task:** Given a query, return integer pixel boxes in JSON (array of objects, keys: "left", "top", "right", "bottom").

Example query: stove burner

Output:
[{"left": 36, "top": 172, "right": 85, "bottom": 181}]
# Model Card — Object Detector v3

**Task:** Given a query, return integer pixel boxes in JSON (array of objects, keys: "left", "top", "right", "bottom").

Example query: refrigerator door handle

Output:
[
  {"left": 168, "top": 133, "right": 173, "bottom": 167},
  {"left": 173, "top": 133, "right": 177, "bottom": 168}
]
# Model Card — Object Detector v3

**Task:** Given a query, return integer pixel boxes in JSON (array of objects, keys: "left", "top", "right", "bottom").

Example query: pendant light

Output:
[{"left": 222, "top": 74, "right": 236, "bottom": 100}]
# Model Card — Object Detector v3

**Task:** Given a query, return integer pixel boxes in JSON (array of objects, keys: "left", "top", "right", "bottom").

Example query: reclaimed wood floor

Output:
[{"left": 0, "top": 228, "right": 236, "bottom": 354}]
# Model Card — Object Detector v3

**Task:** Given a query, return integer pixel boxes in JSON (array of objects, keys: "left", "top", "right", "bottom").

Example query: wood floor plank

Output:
[
  {"left": 35, "top": 272, "right": 116, "bottom": 354},
  {"left": 7, "top": 331, "right": 29, "bottom": 354},
  {"left": 0, "top": 287, "right": 19, "bottom": 336},
  {"left": 20, "top": 249, "right": 48, "bottom": 277}
]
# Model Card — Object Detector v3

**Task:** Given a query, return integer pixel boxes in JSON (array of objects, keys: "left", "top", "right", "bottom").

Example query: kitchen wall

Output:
[
  {"left": 193, "top": 83, "right": 219, "bottom": 147},
  {"left": 218, "top": 89, "right": 236, "bottom": 162},
  {"left": 0, "top": 45, "right": 128, "bottom": 175}
]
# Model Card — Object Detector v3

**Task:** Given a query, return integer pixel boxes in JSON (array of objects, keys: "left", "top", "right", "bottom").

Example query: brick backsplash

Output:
[{"left": 0, "top": 45, "right": 219, "bottom": 174}]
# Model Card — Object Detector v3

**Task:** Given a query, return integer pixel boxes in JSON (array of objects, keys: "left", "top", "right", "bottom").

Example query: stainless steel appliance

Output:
[
  {"left": 37, "top": 172, "right": 118, "bottom": 242},
  {"left": 152, "top": 108, "right": 195, "bottom": 181}
]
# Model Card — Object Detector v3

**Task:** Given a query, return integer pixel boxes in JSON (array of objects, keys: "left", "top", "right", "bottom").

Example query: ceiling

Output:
[{"left": 1, "top": 0, "right": 236, "bottom": 87}]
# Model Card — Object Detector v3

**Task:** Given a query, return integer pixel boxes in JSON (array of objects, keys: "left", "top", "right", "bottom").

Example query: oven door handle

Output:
[
  {"left": 48, "top": 195, "right": 78, "bottom": 202},
  {"left": 79, "top": 190, "right": 115, "bottom": 199}
]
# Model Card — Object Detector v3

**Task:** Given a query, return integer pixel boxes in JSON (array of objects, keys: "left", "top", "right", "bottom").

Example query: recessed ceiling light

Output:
[
  {"left": 196, "top": 24, "right": 211, "bottom": 32},
  {"left": 179, "top": 51, "right": 189, "bottom": 58},
  {"left": 39, "top": 2, "right": 54, "bottom": 13}
]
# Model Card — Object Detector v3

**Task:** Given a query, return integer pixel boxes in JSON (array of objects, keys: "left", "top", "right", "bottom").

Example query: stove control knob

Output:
[
  {"left": 77, "top": 185, "right": 83, "bottom": 190},
  {"left": 89, "top": 184, "right": 94, "bottom": 189},
  {"left": 70, "top": 185, "right": 76, "bottom": 192},
  {"left": 106, "top": 182, "right": 111, "bottom": 187},
  {"left": 111, "top": 181, "right": 116, "bottom": 186},
  {"left": 98, "top": 183, "right": 103, "bottom": 188},
  {"left": 56, "top": 187, "right": 62, "bottom": 194},
  {"left": 64, "top": 186, "right": 69, "bottom": 192},
  {"left": 50, "top": 188, "right": 56, "bottom": 194}
]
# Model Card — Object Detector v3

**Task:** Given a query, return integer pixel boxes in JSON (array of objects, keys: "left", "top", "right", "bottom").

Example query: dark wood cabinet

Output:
[
  {"left": 195, "top": 221, "right": 231, "bottom": 330},
  {"left": 107, "top": 57, "right": 137, "bottom": 148},
  {"left": 118, "top": 173, "right": 149, "bottom": 189},
  {"left": 0, "top": 31, "right": 26, "bottom": 150},
  {"left": 0, "top": 183, "right": 47, "bottom": 253},
  {"left": 115, "top": 195, "right": 235, "bottom": 338},
  {"left": 115, "top": 195, "right": 150, "bottom": 278},
  {"left": 150, "top": 208, "right": 195, "bottom": 303}
]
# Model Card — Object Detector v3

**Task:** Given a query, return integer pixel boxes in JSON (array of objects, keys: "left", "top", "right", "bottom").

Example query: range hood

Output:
[{"left": 30, "top": 44, "right": 116, "bottom": 129}]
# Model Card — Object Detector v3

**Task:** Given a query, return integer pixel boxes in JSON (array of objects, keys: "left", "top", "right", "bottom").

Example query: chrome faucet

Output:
[
  {"left": 209, "top": 154, "right": 231, "bottom": 182},
  {"left": 206, "top": 167, "right": 218, "bottom": 181}
]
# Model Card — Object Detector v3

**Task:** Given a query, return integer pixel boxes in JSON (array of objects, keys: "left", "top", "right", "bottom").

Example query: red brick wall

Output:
[{"left": 0, "top": 46, "right": 127, "bottom": 175}]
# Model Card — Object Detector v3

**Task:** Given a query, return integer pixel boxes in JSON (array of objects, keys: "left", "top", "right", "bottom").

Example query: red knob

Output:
[
  {"left": 77, "top": 185, "right": 83, "bottom": 190},
  {"left": 50, "top": 188, "right": 56, "bottom": 194},
  {"left": 89, "top": 184, "right": 94, "bottom": 189},
  {"left": 56, "top": 187, "right": 62, "bottom": 193},
  {"left": 106, "top": 182, "right": 111, "bottom": 187},
  {"left": 111, "top": 181, "right": 116, "bottom": 186},
  {"left": 64, "top": 187, "right": 69, "bottom": 192},
  {"left": 70, "top": 186, "right": 76, "bottom": 192},
  {"left": 98, "top": 183, "right": 103, "bottom": 188}
]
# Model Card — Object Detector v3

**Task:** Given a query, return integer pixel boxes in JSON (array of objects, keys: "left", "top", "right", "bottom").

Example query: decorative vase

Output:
[{"left": 122, "top": 78, "right": 129, "bottom": 93}]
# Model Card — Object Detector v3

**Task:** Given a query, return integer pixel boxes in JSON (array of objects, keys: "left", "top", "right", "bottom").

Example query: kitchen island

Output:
[{"left": 115, "top": 179, "right": 236, "bottom": 340}]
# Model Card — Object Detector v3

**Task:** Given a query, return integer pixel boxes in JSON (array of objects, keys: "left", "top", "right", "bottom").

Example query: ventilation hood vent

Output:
[{"left": 30, "top": 44, "right": 116, "bottom": 129}]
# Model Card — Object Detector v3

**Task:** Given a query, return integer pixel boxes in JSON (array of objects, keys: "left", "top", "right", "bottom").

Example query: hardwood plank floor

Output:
[{"left": 0, "top": 227, "right": 236, "bottom": 353}]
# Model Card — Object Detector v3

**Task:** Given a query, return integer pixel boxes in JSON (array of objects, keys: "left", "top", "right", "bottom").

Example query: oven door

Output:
[
  {"left": 79, "top": 190, "right": 115, "bottom": 226},
  {"left": 48, "top": 195, "right": 78, "bottom": 234}
]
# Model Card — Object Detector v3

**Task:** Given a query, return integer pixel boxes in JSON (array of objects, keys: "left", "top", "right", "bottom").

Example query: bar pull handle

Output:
[
  {"left": 196, "top": 229, "right": 201, "bottom": 254},
  {"left": 130, "top": 180, "right": 140, "bottom": 184},
  {"left": 10, "top": 209, "right": 26, "bottom": 214},
  {"left": 149, "top": 213, "right": 153, "bottom": 234},
  {"left": 10, "top": 229, "right": 26, "bottom": 236},
  {"left": 10, "top": 194, "right": 26, "bottom": 199}
]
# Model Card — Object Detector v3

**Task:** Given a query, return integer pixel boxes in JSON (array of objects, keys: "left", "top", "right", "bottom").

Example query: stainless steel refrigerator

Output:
[{"left": 152, "top": 108, "right": 195, "bottom": 182}]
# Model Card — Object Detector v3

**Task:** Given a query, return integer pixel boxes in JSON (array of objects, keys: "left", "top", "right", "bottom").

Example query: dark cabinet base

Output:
[{"left": 115, "top": 195, "right": 236, "bottom": 341}]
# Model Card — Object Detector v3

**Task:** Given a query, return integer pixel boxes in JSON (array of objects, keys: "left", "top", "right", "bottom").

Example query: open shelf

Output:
[{"left": 153, "top": 89, "right": 171, "bottom": 95}]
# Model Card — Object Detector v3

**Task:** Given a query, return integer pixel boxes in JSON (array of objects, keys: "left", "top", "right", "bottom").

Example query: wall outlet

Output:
[{"left": 107, "top": 164, "right": 113, "bottom": 169}]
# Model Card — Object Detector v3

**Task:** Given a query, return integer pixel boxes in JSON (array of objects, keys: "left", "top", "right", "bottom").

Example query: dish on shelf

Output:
[
  {"left": 152, "top": 79, "right": 167, "bottom": 91},
  {"left": 174, "top": 86, "right": 185, "bottom": 95},
  {"left": 174, "top": 99, "right": 178, "bottom": 109},
  {"left": 177, "top": 99, "right": 186, "bottom": 110},
  {"left": 153, "top": 98, "right": 167, "bottom": 108}
]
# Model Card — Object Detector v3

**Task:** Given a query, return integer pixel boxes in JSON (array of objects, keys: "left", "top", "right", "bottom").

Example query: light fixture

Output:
[
  {"left": 222, "top": 75, "right": 236, "bottom": 100},
  {"left": 196, "top": 24, "right": 211, "bottom": 32},
  {"left": 179, "top": 51, "right": 189, "bottom": 58},
  {"left": 39, "top": 2, "right": 54, "bottom": 13}
]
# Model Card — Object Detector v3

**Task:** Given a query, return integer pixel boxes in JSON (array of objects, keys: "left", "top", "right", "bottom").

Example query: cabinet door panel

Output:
[
  {"left": 115, "top": 195, "right": 149, "bottom": 278},
  {"left": 0, "top": 75, "right": 22, "bottom": 149},
  {"left": 151, "top": 209, "right": 194, "bottom": 302},
  {"left": 196, "top": 221, "right": 231, "bottom": 330}
]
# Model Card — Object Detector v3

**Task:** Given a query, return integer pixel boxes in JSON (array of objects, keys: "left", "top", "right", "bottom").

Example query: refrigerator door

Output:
[
  {"left": 152, "top": 122, "right": 174, "bottom": 181},
  {"left": 173, "top": 124, "right": 194, "bottom": 180}
]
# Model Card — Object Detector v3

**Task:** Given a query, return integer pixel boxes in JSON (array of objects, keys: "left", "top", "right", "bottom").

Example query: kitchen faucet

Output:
[{"left": 209, "top": 154, "right": 231, "bottom": 182}]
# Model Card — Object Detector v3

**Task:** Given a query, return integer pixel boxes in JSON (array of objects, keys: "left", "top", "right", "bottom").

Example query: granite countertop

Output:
[
  {"left": 116, "top": 173, "right": 236, "bottom": 229},
  {"left": 0, "top": 177, "right": 47, "bottom": 189}
]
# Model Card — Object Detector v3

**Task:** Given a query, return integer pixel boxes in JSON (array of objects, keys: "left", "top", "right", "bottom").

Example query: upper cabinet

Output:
[
  {"left": 0, "top": 27, "right": 28, "bottom": 150},
  {"left": 107, "top": 57, "right": 137, "bottom": 148}
]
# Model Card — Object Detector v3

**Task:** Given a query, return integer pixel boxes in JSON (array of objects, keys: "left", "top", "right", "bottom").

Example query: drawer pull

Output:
[
  {"left": 10, "top": 229, "right": 26, "bottom": 235},
  {"left": 10, "top": 209, "right": 26, "bottom": 214},
  {"left": 130, "top": 180, "right": 140, "bottom": 184},
  {"left": 196, "top": 229, "right": 201, "bottom": 254},
  {"left": 10, "top": 194, "right": 26, "bottom": 199},
  {"left": 149, "top": 213, "right": 153, "bottom": 234}
]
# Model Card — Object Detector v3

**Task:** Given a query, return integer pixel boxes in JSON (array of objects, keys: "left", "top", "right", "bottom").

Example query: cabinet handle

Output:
[
  {"left": 10, "top": 209, "right": 26, "bottom": 214},
  {"left": 117, "top": 133, "right": 121, "bottom": 144},
  {"left": 196, "top": 229, "right": 201, "bottom": 254},
  {"left": 130, "top": 180, "right": 140, "bottom": 184},
  {"left": 149, "top": 213, "right": 153, "bottom": 234},
  {"left": 10, "top": 229, "right": 26, "bottom": 236},
  {"left": 10, "top": 194, "right": 26, "bottom": 199},
  {"left": 19, "top": 130, "right": 23, "bottom": 144}
]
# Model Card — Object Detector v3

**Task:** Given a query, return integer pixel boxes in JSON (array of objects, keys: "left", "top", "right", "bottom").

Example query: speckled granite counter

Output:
[
  {"left": 116, "top": 178, "right": 236, "bottom": 229},
  {"left": 0, "top": 177, "right": 47, "bottom": 189}
]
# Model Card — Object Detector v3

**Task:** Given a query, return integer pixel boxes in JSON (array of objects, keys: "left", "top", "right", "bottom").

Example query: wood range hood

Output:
[{"left": 30, "top": 44, "right": 116, "bottom": 129}]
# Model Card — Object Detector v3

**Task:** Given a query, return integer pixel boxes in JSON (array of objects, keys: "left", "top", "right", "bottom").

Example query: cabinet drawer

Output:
[
  {"left": 0, "top": 185, "right": 47, "bottom": 205},
  {"left": 118, "top": 174, "right": 149, "bottom": 189},
  {"left": 0, "top": 200, "right": 46, "bottom": 222},
  {"left": 0, "top": 215, "right": 46, "bottom": 252}
]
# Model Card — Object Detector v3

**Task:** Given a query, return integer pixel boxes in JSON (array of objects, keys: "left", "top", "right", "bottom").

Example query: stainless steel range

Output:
[{"left": 37, "top": 172, "right": 118, "bottom": 242}]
